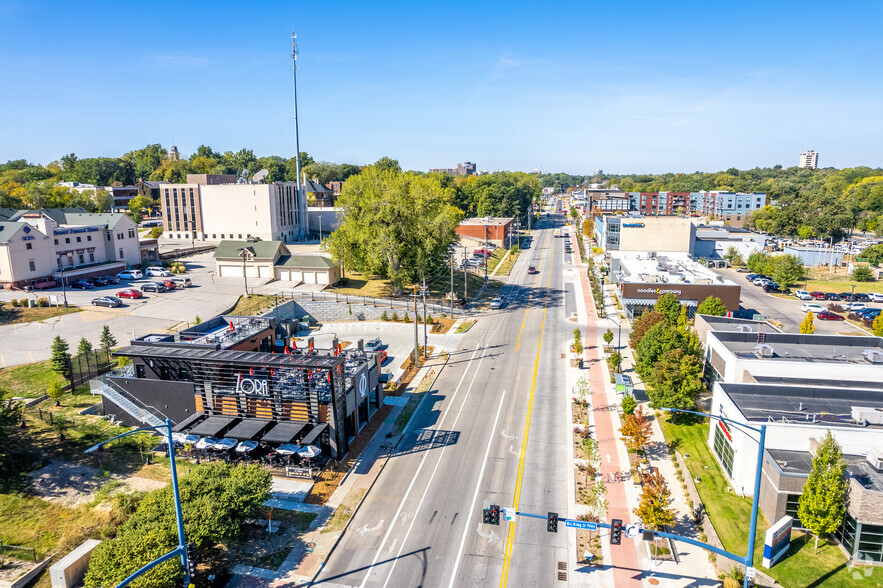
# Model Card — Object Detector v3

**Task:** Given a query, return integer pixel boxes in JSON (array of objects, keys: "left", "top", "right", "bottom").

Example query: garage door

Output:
[
  {"left": 245, "top": 266, "right": 258, "bottom": 278},
  {"left": 219, "top": 265, "right": 242, "bottom": 277},
  {"left": 291, "top": 270, "right": 302, "bottom": 282},
  {"left": 317, "top": 271, "right": 328, "bottom": 284},
  {"left": 276, "top": 269, "right": 290, "bottom": 281},
  {"left": 303, "top": 272, "right": 316, "bottom": 284},
  {"left": 259, "top": 265, "right": 271, "bottom": 278}
]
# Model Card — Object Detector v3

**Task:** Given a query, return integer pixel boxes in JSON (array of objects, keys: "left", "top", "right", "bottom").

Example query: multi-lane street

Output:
[{"left": 316, "top": 212, "right": 572, "bottom": 587}]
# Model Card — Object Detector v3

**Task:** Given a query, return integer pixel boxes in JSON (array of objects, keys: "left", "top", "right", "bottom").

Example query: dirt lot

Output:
[{"left": 27, "top": 461, "right": 165, "bottom": 506}]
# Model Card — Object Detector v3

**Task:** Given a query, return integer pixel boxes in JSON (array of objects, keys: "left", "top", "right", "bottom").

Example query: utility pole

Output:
[
  {"left": 411, "top": 285, "right": 419, "bottom": 367},
  {"left": 463, "top": 249, "right": 468, "bottom": 302},
  {"left": 450, "top": 252, "right": 455, "bottom": 317},
  {"left": 484, "top": 224, "right": 488, "bottom": 286},
  {"left": 291, "top": 31, "right": 305, "bottom": 241},
  {"left": 422, "top": 277, "right": 428, "bottom": 358}
]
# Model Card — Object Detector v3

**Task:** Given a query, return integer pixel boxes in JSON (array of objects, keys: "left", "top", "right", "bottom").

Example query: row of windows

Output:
[
  {"left": 713, "top": 426, "right": 734, "bottom": 478},
  {"left": 54, "top": 234, "right": 93, "bottom": 245}
]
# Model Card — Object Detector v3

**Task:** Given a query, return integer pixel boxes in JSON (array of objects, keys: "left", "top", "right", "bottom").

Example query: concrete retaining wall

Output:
[{"left": 49, "top": 539, "right": 101, "bottom": 588}]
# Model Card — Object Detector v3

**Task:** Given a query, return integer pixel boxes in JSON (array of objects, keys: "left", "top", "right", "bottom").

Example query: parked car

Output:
[
  {"left": 869, "top": 292, "right": 883, "bottom": 303},
  {"left": 160, "top": 280, "right": 177, "bottom": 290},
  {"left": 91, "top": 296, "right": 122, "bottom": 308},
  {"left": 816, "top": 310, "right": 845, "bottom": 321},
  {"left": 838, "top": 292, "right": 855, "bottom": 302},
  {"left": 141, "top": 282, "right": 168, "bottom": 293},
  {"left": 856, "top": 308, "right": 881, "bottom": 319},
  {"left": 844, "top": 302, "right": 868, "bottom": 312},
  {"left": 762, "top": 283, "right": 781, "bottom": 293},
  {"left": 116, "top": 289, "right": 143, "bottom": 299},
  {"left": 490, "top": 296, "right": 504, "bottom": 309},
  {"left": 170, "top": 277, "right": 191, "bottom": 288},
  {"left": 527, "top": 266, "right": 538, "bottom": 274},
  {"left": 375, "top": 350, "right": 388, "bottom": 365},
  {"left": 473, "top": 248, "right": 492, "bottom": 256},
  {"left": 809, "top": 291, "right": 827, "bottom": 300},
  {"left": 70, "top": 280, "right": 94, "bottom": 289},
  {"left": 824, "top": 292, "right": 841, "bottom": 301},
  {"left": 853, "top": 293, "right": 870, "bottom": 302},
  {"left": 145, "top": 267, "right": 172, "bottom": 277},
  {"left": 91, "top": 276, "right": 111, "bottom": 286},
  {"left": 745, "top": 274, "right": 759, "bottom": 281},
  {"left": 364, "top": 338, "right": 382, "bottom": 352},
  {"left": 794, "top": 290, "right": 812, "bottom": 300},
  {"left": 801, "top": 303, "right": 825, "bottom": 314},
  {"left": 117, "top": 270, "right": 144, "bottom": 280}
]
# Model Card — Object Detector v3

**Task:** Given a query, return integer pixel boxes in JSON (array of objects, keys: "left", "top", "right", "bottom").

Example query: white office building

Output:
[{"left": 799, "top": 150, "right": 819, "bottom": 169}]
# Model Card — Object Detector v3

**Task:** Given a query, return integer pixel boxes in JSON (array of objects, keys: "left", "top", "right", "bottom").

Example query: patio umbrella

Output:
[
  {"left": 297, "top": 445, "right": 321, "bottom": 459},
  {"left": 211, "top": 438, "right": 237, "bottom": 451},
  {"left": 235, "top": 440, "right": 259, "bottom": 453},
  {"left": 275, "top": 444, "right": 299, "bottom": 455},
  {"left": 195, "top": 437, "right": 219, "bottom": 450},
  {"left": 171, "top": 433, "right": 199, "bottom": 446}
]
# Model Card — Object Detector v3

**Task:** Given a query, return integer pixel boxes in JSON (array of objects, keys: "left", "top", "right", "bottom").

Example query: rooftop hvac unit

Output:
[
  {"left": 755, "top": 343, "right": 774, "bottom": 358},
  {"left": 852, "top": 407, "right": 883, "bottom": 426},
  {"left": 866, "top": 450, "right": 883, "bottom": 472},
  {"left": 736, "top": 325, "right": 753, "bottom": 333},
  {"left": 862, "top": 349, "right": 883, "bottom": 364}
]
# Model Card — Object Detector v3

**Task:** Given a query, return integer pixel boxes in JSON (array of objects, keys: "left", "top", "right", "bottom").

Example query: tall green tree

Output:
[
  {"left": 766, "top": 254, "right": 805, "bottom": 287},
  {"left": 50, "top": 336, "right": 71, "bottom": 379},
  {"left": 100, "top": 325, "right": 117, "bottom": 352},
  {"left": 697, "top": 296, "right": 728, "bottom": 317},
  {"left": 326, "top": 166, "right": 463, "bottom": 291},
  {"left": 629, "top": 310, "right": 667, "bottom": 349},
  {"left": 746, "top": 251, "right": 768, "bottom": 273},
  {"left": 127, "top": 195, "right": 153, "bottom": 223},
  {"left": 77, "top": 337, "right": 93, "bottom": 355},
  {"left": 648, "top": 348, "right": 704, "bottom": 411},
  {"left": 0, "top": 389, "right": 23, "bottom": 490},
  {"left": 797, "top": 431, "right": 848, "bottom": 550},
  {"left": 654, "top": 293, "right": 682, "bottom": 324}
]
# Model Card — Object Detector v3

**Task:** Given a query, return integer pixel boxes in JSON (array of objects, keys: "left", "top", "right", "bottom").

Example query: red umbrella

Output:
[
  {"left": 284, "top": 346, "right": 290, "bottom": 354},
  {"left": 270, "top": 368, "right": 275, "bottom": 377},
  {"left": 229, "top": 322, "right": 234, "bottom": 332},
  {"left": 249, "top": 366, "right": 255, "bottom": 376},
  {"left": 291, "top": 340, "right": 297, "bottom": 351}
]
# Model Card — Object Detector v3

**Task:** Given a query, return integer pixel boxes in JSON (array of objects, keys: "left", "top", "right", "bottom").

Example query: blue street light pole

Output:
[
  {"left": 85, "top": 418, "right": 190, "bottom": 587},
  {"left": 661, "top": 407, "right": 766, "bottom": 588}
]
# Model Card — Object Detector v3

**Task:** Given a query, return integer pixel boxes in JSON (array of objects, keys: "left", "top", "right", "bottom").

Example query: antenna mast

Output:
[{"left": 292, "top": 31, "right": 305, "bottom": 240}]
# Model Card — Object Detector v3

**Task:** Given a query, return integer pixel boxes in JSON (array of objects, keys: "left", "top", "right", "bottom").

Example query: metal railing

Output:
[
  {"left": 91, "top": 376, "right": 165, "bottom": 428},
  {"left": 276, "top": 289, "right": 460, "bottom": 316}
]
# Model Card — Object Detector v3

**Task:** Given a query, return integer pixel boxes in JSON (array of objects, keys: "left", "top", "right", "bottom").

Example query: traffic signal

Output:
[
  {"left": 185, "top": 542, "right": 197, "bottom": 577},
  {"left": 610, "top": 518, "right": 622, "bottom": 545},
  {"left": 483, "top": 504, "right": 500, "bottom": 525},
  {"left": 547, "top": 512, "right": 558, "bottom": 533}
]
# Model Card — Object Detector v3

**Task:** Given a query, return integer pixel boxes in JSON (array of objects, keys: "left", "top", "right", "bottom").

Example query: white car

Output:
[
  {"left": 145, "top": 267, "right": 172, "bottom": 277},
  {"left": 869, "top": 293, "right": 883, "bottom": 303},
  {"left": 794, "top": 290, "right": 812, "bottom": 300},
  {"left": 364, "top": 338, "right": 382, "bottom": 352},
  {"left": 490, "top": 296, "right": 504, "bottom": 309},
  {"left": 117, "top": 270, "right": 144, "bottom": 280},
  {"left": 800, "top": 303, "right": 825, "bottom": 314},
  {"left": 845, "top": 302, "right": 869, "bottom": 312}
]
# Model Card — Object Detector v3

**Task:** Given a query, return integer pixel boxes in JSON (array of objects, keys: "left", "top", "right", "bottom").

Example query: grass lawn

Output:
[
  {"left": 494, "top": 249, "right": 520, "bottom": 276},
  {"left": 0, "top": 303, "right": 81, "bottom": 326},
  {"left": 455, "top": 320, "right": 476, "bottom": 334},
  {"left": 228, "top": 294, "right": 278, "bottom": 316},
  {"left": 659, "top": 415, "right": 873, "bottom": 587},
  {"left": 0, "top": 359, "right": 63, "bottom": 398},
  {"left": 332, "top": 271, "right": 395, "bottom": 298},
  {"left": 322, "top": 488, "right": 367, "bottom": 534},
  {"left": 801, "top": 279, "right": 880, "bottom": 294}
]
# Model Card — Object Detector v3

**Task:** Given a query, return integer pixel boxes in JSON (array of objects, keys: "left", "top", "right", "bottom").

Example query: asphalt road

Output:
[
  {"left": 710, "top": 266, "right": 873, "bottom": 335},
  {"left": 315, "top": 214, "right": 571, "bottom": 587}
]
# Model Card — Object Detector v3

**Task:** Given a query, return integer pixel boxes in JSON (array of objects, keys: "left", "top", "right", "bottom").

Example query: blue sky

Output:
[{"left": 1, "top": 0, "right": 881, "bottom": 174}]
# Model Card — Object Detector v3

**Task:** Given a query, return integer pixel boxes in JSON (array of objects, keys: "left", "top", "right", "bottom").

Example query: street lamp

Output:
[
  {"left": 237, "top": 248, "right": 249, "bottom": 296},
  {"left": 85, "top": 418, "right": 190, "bottom": 587},
  {"left": 190, "top": 220, "right": 196, "bottom": 251},
  {"left": 660, "top": 407, "right": 766, "bottom": 588},
  {"left": 59, "top": 262, "right": 69, "bottom": 308},
  {"left": 607, "top": 316, "right": 623, "bottom": 372}
]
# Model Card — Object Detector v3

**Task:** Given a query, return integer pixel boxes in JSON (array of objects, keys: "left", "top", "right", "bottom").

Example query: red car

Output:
[
  {"left": 160, "top": 280, "right": 176, "bottom": 290},
  {"left": 473, "top": 248, "right": 491, "bottom": 256},
  {"left": 810, "top": 291, "right": 827, "bottom": 300},
  {"left": 117, "top": 289, "right": 143, "bottom": 299},
  {"left": 816, "top": 310, "right": 844, "bottom": 321},
  {"left": 528, "top": 266, "right": 538, "bottom": 274}
]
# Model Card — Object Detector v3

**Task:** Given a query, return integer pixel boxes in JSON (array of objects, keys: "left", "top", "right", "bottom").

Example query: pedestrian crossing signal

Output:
[
  {"left": 483, "top": 504, "right": 501, "bottom": 525},
  {"left": 547, "top": 512, "right": 558, "bottom": 533}
]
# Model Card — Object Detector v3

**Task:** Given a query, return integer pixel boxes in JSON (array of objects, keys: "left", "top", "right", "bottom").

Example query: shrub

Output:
[
  {"left": 9, "top": 298, "right": 19, "bottom": 307},
  {"left": 426, "top": 315, "right": 434, "bottom": 324},
  {"left": 851, "top": 266, "right": 874, "bottom": 282},
  {"left": 391, "top": 312, "right": 398, "bottom": 321},
  {"left": 194, "top": 316, "right": 201, "bottom": 325},
  {"left": 381, "top": 310, "right": 389, "bottom": 321},
  {"left": 404, "top": 313, "right": 410, "bottom": 322},
  {"left": 149, "top": 226, "right": 164, "bottom": 239},
  {"left": 621, "top": 395, "right": 636, "bottom": 415},
  {"left": 37, "top": 297, "right": 49, "bottom": 307}
]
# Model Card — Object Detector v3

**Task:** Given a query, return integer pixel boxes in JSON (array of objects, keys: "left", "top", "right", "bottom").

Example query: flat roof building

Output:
[
  {"left": 799, "top": 150, "right": 819, "bottom": 169},
  {"left": 594, "top": 215, "right": 696, "bottom": 254},
  {"left": 456, "top": 217, "right": 515, "bottom": 248}
]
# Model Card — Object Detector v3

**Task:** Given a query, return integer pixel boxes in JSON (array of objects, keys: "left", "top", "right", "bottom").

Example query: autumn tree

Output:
[
  {"left": 797, "top": 431, "right": 848, "bottom": 550},
  {"left": 874, "top": 314, "right": 883, "bottom": 337},
  {"left": 629, "top": 310, "right": 667, "bottom": 349},
  {"left": 619, "top": 405, "right": 652, "bottom": 453},
  {"left": 634, "top": 471, "right": 677, "bottom": 529},
  {"left": 800, "top": 312, "right": 816, "bottom": 334}
]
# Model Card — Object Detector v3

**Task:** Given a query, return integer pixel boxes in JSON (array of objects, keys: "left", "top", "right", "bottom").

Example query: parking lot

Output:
[{"left": 711, "top": 267, "right": 876, "bottom": 335}]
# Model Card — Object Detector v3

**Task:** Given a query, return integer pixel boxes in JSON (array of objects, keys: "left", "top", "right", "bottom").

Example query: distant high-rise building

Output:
[
  {"left": 429, "top": 162, "right": 476, "bottom": 176},
  {"left": 168, "top": 145, "right": 180, "bottom": 162},
  {"left": 799, "top": 150, "right": 819, "bottom": 169}
]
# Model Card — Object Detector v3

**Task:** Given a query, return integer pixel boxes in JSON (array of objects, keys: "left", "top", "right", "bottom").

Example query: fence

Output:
[
  {"left": 158, "top": 244, "right": 217, "bottom": 261},
  {"left": 0, "top": 541, "right": 38, "bottom": 563},
  {"left": 67, "top": 349, "right": 115, "bottom": 390},
  {"left": 276, "top": 289, "right": 462, "bottom": 317}
]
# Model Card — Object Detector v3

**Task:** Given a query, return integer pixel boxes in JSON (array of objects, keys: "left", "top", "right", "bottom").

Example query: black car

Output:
[
  {"left": 92, "top": 276, "right": 110, "bottom": 286},
  {"left": 762, "top": 282, "right": 781, "bottom": 293},
  {"left": 141, "top": 282, "right": 168, "bottom": 293},
  {"left": 70, "top": 280, "right": 94, "bottom": 289},
  {"left": 824, "top": 292, "right": 841, "bottom": 301},
  {"left": 838, "top": 292, "right": 855, "bottom": 302},
  {"left": 91, "top": 296, "right": 122, "bottom": 308},
  {"left": 853, "top": 293, "right": 870, "bottom": 302}
]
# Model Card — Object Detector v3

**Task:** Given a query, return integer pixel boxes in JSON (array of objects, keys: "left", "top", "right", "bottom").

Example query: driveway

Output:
[
  {"left": 711, "top": 267, "right": 872, "bottom": 335},
  {"left": 0, "top": 254, "right": 247, "bottom": 368}
]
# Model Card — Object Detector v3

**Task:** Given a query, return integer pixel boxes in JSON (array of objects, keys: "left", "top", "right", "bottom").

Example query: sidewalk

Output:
[{"left": 226, "top": 329, "right": 460, "bottom": 587}]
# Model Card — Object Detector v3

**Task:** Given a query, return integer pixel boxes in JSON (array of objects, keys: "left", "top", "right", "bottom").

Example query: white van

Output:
[{"left": 170, "top": 277, "right": 191, "bottom": 288}]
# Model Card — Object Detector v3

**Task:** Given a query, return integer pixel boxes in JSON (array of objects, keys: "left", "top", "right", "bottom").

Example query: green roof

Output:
[
  {"left": 0, "top": 222, "right": 25, "bottom": 244},
  {"left": 213, "top": 240, "right": 287, "bottom": 260},
  {"left": 276, "top": 254, "right": 338, "bottom": 269}
]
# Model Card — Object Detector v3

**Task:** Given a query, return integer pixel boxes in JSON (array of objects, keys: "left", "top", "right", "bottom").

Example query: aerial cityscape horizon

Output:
[{"left": 2, "top": 1, "right": 881, "bottom": 173}]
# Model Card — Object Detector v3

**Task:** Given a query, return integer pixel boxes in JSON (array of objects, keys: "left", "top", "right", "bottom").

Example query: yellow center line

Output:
[
  {"left": 514, "top": 231, "right": 547, "bottom": 350},
  {"left": 501, "top": 229, "right": 555, "bottom": 587}
]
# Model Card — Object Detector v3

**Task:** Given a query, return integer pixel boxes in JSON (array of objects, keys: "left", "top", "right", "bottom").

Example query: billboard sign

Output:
[{"left": 762, "top": 515, "right": 793, "bottom": 568}]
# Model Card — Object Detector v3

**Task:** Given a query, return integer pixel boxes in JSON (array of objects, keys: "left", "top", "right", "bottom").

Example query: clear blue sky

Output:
[{"left": 1, "top": 0, "right": 881, "bottom": 174}]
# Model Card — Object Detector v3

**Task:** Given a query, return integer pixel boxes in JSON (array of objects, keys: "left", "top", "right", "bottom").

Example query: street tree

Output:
[
  {"left": 767, "top": 254, "right": 805, "bottom": 287},
  {"left": 654, "top": 293, "right": 682, "bottom": 324},
  {"left": 634, "top": 323, "right": 684, "bottom": 382},
  {"left": 634, "top": 471, "right": 677, "bottom": 529},
  {"left": 77, "top": 337, "right": 93, "bottom": 356},
  {"left": 326, "top": 166, "right": 463, "bottom": 291},
  {"left": 100, "top": 325, "right": 117, "bottom": 352},
  {"left": 603, "top": 329, "right": 614, "bottom": 346},
  {"left": 800, "top": 312, "right": 816, "bottom": 334},
  {"left": 648, "top": 348, "right": 704, "bottom": 411},
  {"left": 874, "top": 314, "right": 883, "bottom": 337},
  {"left": 697, "top": 296, "right": 728, "bottom": 317},
  {"left": 50, "top": 336, "right": 71, "bottom": 379},
  {"left": 797, "top": 431, "right": 848, "bottom": 550},
  {"left": 629, "top": 310, "right": 667, "bottom": 349},
  {"left": 619, "top": 405, "right": 652, "bottom": 453},
  {"left": 851, "top": 266, "right": 874, "bottom": 282},
  {"left": 127, "top": 195, "right": 154, "bottom": 223},
  {"left": 746, "top": 251, "right": 768, "bottom": 273}
]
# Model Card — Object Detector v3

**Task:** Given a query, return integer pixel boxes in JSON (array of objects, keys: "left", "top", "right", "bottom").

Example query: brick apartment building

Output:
[{"left": 456, "top": 217, "right": 514, "bottom": 247}]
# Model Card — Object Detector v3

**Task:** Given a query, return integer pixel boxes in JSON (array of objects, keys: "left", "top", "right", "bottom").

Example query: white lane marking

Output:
[
  {"left": 379, "top": 353, "right": 494, "bottom": 588},
  {"left": 500, "top": 430, "right": 516, "bottom": 440},
  {"left": 357, "top": 520, "right": 385, "bottom": 535},
  {"left": 448, "top": 387, "right": 509, "bottom": 587},
  {"left": 356, "top": 342, "right": 484, "bottom": 588},
  {"left": 476, "top": 523, "right": 500, "bottom": 543}
]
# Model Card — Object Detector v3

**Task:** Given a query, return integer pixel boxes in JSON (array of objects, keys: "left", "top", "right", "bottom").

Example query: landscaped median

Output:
[{"left": 658, "top": 415, "right": 871, "bottom": 587}]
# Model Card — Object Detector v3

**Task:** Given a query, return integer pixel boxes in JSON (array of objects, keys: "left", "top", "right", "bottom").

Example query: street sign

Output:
[
  {"left": 565, "top": 520, "right": 597, "bottom": 530},
  {"left": 503, "top": 508, "right": 515, "bottom": 522},
  {"left": 746, "top": 567, "right": 756, "bottom": 579}
]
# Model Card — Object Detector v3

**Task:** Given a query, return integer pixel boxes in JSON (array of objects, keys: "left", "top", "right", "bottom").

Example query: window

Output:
[
  {"left": 87, "top": 235, "right": 92, "bottom": 241},
  {"left": 28, "top": 259, "right": 35, "bottom": 272},
  {"left": 54, "top": 239, "right": 58, "bottom": 245},
  {"left": 785, "top": 494, "right": 803, "bottom": 529},
  {"left": 89, "top": 251, "right": 94, "bottom": 262},
  {"left": 65, "top": 237, "right": 70, "bottom": 244},
  {"left": 117, "top": 233, "right": 124, "bottom": 240},
  {"left": 119, "top": 248, "right": 124, "bottom": 260},
  {"left": 25, "top": 242, "right": 32, "bottom": 250},
  {"left": 238, "top": 234, "right": 243, "bottom": 239},
  {"left": 212, "top": 234, "right": 216, "bottom": 239},
  {"left": 76, "top": 236, "right": 81, "bottom": 242},
  {"left": 107, "top": 233, "right": 111, "bottom": 241},
  {"left": 713, "top": 426, "right": 734, "bottom": 478},
  {"left": 78, "top": 252, "right": 84, "bottom": 264},
  {"left": 128, "top": 228, "right": 136, "bottom": 238}
]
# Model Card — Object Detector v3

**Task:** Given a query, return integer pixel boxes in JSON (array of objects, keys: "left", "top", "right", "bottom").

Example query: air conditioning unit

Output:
[
  {"left": 866, "top": 451, "right": 883, "bottom": 472},
  {"left": 755, "top": 344, "right": 774, "bottom": 358},
  {"left": 736, "top": 325, "right": 753, "bottom": 333},
  {"left": 852, "top": 406, "right": 883, "bottom": 426},
  {"left": 862, "top": 349, "right": 883, "bottom": 364}
]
